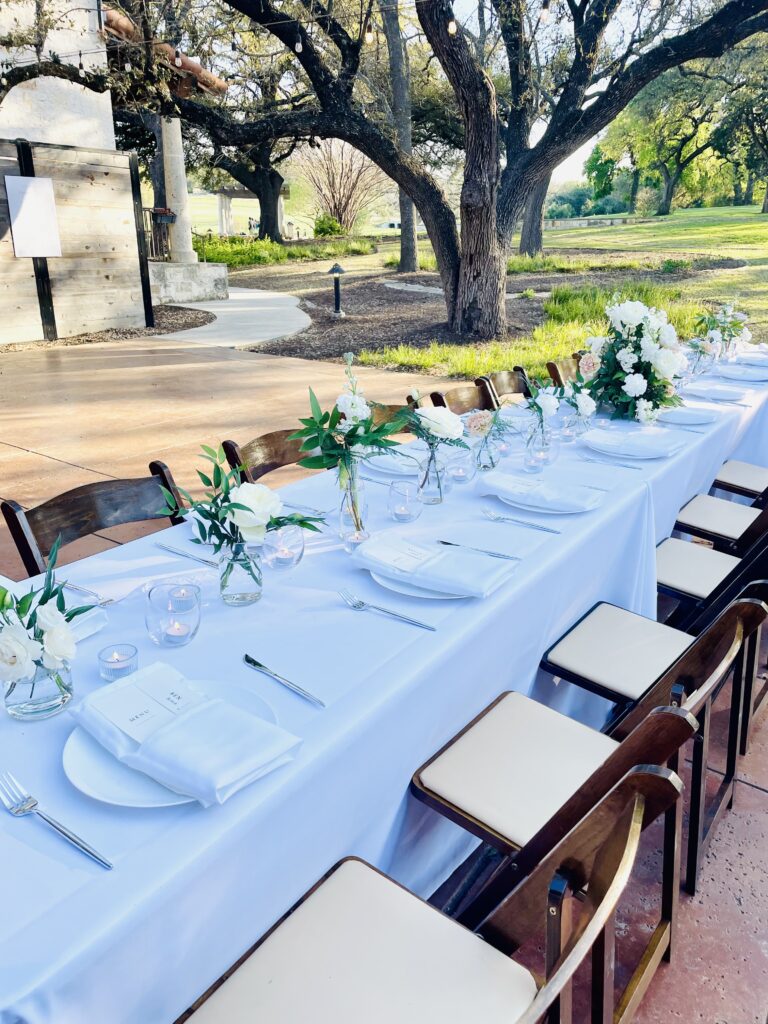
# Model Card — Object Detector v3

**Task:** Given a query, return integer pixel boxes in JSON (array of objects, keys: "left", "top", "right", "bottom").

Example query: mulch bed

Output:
[{"left": 0, "top": 305, "right": 216, "bottom": 351}]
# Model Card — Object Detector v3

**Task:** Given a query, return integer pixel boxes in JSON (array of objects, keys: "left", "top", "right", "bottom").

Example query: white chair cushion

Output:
[
  {"left": 656, "top": 538, "right": 740, "bottom": 600},
  {"left": 547, "top": 602, "right": 692, "bottom": 700},
  {"left": 715, "top": 460, "right": 768, "bottom": 496},
  {"left": 186, "top": 858, "right": 538, "bottom": 1024},
  {"left": 419, "top": 691, "right": 618, "bottom": 849},
  {"left": 676, "top": 493, "right": 761, "bottom": 540}
]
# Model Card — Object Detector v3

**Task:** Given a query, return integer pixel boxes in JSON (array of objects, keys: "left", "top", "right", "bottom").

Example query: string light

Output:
[
  {"left": 447, "top": 16, "right": 457, "bottom": 34},
  {"left": 294, "top": 27, "right": 303, "bottom": 52},
  {"left": 1, "top": 63, "right": 7, "bottom": 87},
  {"left": 364, "top": 20, "right": 374, "bottom": 43},
  {"left": 231, "top": 33, "right": 237, "bottom": 51},
  {"left": 174, "top": 48, "right": 182, "bottom": 66},
  {"left": 78, "top": 51, "right": 85, "bottom": 76},
  {"left": 540, "top": 0, "right": 551, "bottom": 22}
]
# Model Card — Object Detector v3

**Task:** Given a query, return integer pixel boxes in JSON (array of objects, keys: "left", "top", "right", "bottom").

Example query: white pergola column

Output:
[
  {"left": 161, "top": 116, "right": 198, "bottom": 264},
  {"left": 217, "top": 194, "right": 233, "bottom": 235}
]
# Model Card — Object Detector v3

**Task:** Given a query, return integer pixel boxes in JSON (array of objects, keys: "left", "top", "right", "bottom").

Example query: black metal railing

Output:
[{"left": 142, "top": 208, "right": 172, "bottom": 262}]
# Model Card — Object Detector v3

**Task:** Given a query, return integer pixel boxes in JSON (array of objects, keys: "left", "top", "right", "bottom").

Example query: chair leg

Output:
[
  {"left": 546, "top": 873, "right": 573, "bottom": 1024},
  {"left": 740, "top": 627, "right": 760, "bottom": 757},
  {"left": 662, "top": 750, "right": 682, "bottom": 963},
  {"left": 685, "top": 702, "right": 710, "bottom": 896},
  {"left": 590, "top": 915, "right": 615, "bottom": 1024}
]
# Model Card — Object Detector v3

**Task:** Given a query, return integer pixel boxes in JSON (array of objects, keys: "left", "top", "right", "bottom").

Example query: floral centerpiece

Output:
[
  {"left": 160, "top": 447, "right": 322, "bottom": 605},
  {"left": 395, "top": 403, "right": 468, "bottom": 503},
  {"left": 465, "top": 409, "right": 508, "bottom": 470},
  {"left": 289, "top": 354, "right": 404, "bottom": 548},
  {"left": 520, "top": 384, "right": 561, "bottom": 469},
  {"left": 583, "top": 298, "right": 686, "bottom": 423},
  {"left": 1, "top": 539, "right": 91, "bottom": 720},
  {"left": 695, "top": 303, "right": 750, "bottom": 359},
  {"left": 553, "top": 374, "right": 597, "bottom": 435}
]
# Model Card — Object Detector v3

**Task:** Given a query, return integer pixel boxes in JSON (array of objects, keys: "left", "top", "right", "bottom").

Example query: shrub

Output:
[
  {"left": 314, "top": 213, "right": 343, "bottom": 237},
  {"left": 546, "top": 202, "right": 575, "bottom": 220},
  {"left": 192, "top": 234, "right": 375, "bottom": 267},
  {"left": 589, "top": 195, "right": 628, "bottom": 215},
  {"left": 634, "top": 188, "right": 660, "bottom": 218}
]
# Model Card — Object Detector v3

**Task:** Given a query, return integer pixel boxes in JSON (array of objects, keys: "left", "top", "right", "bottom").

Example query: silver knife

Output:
[
  {"left": 438, "top": 540, "right": 521, "bottom": 561},
  {"left": 243, "top": 655, "right": 326, "bottom": 709},
  {"left": 155, "top": 542, "right": 217, "bottom": 567}
]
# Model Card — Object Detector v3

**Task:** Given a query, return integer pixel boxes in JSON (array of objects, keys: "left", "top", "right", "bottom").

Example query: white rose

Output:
[
  {"left": 574, "top": 392, "right": 596, "bottom": 418},
  {"left": 414, "top": 407, "right": 464, "bottom": 441},
  {"left": 0, "top": 622, "right": 41, "bottom": 683},
  {"left": 227, "top": 482, "right": 283, "bottom": 544},
  {"left": 650, "top": 347, "right": 684, "bottom": 381},
  {"left": 635, "top": 398, "right": 659, "bottom": 425},
  {"left": 586, "top": 335, "right": 608, "bottom": 356},
  {"left": 42, "top": 623, "right": 76, "bottom": 669},
  {"left": 622, "top": 372, "right": 648, "bottom": 398},
  {"left": 534, "top": 393, "right": 559, "bottom": 418},
  {"left": 335, "top": 392, "right": 371, "bottom": 424},
  {"left": 658, "top": 322, "right": 679, "bottom": 349},
  {"left": 607, "top": 300, "right": 649, "bottom": 330},
  {"left": 616, "top": 347, "right": 637, "bottom": 373},
  {"left": 36, "top": 601, "right": 67, "bottom": 632}
]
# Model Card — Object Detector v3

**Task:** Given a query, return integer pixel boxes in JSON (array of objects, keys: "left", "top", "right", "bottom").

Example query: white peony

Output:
[
  {"left": 650, "top": 347, "right": 685, "bottom": 381},
  {"left": 640, "top": 335, "right": 660, "bottom": 363},
  {"left": 587, "top": 336, "right": 608, "bottom": 357},
  {"left": 574, "top": 392, "right": 597, "bottom": 418},
  {"left": 0, "top": 622, "right": 42, "bottom": 684},
  {"left": 335, "top": 392, "right": 371, "bottom": 424},
  {"left": 622, "top": 372, "right": 648, "bottom": 398},
  {"left": 534, "top": 392, "right": 559, "bottom": 418},
  {"left": 414, "top": 407, "right": 464, "bottom": 441},
  {"left": 227, "top": 482, "right": 283, "bottom": 544},
  {"left": 36, "top": 602, "right": 67, "bottom": 632},
  {"left": 607, "top": 300, "right": 649, "bottom": 331},
  {"left": 658, "top": 322, "right": 679, "bottom": 349},
  {"left": 42, "top": 623, "right": 76, "bottom": 669},
  {"left": 616, "top": 347, "right": 637, "bottom": 373},
  {"left": 635, "top": 398, "right": 659, "bottom": 425}
]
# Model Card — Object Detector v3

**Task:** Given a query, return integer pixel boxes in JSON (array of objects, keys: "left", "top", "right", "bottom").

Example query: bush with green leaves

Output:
[
  {"left": 314, "top": 213, "right": 343, "bottom": 237},
  {"left": 634, "top": 188, "right": 661, "bottom": 218}
]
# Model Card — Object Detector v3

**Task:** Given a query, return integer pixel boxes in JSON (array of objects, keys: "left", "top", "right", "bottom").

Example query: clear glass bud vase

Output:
[
  {"left": 4, "top": 662, "right": 73, "bottom": 721},
  {"left": 219, "top": 542, "right": 263, "bottom": 606},
  {"left": 338, "top": 459, "right": 369, "bottom": 552},
  {"left": 418, "top": 443, "right": 452, "bottom": 504},
  {"left": 475, "top": 436, "right": 500, "bottom": 471}
]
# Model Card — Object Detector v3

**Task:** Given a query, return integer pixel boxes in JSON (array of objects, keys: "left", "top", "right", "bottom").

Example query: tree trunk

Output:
[
  {"left": 657, "top": 166, "right": 676, "bottom": 216},
  {"left": 144, "top": 113, "right": 166, "bottom": 208},
  {"left": 629, "top": 168, "right": 640, "bottom": 213},
  {"left": 733, "top": 177, "right": 744, "bottom": 206},
  {"left": 745, "top": 172, "right": 756, "bottom": 206},
  {"left": 379, "top": 0, "right": 418, "bottom": 272},
  {"left": 255, "top": 169, "right": 284, "bottom": 242},
  {"left": 762, "top": 186, "right": 768, "bottom": 214},
  {"left": 518, "top": 171, "right": 551, "bottom": 256}
]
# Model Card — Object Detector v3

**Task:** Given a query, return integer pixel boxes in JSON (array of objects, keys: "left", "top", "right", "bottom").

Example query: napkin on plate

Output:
[
  {"left": 718, "top": 364, "right": 768, "bottom": 383},
  {"left": 70, "top": 663, "right": 301, "bottom": 806},
  {"left": 478, "top": 470, "right": 602, "bottom": 513},
  {"left": 734, "top": 350, "right": 768, "bottom": 367},
  {"left": 581, "top": 427, "right": 686, "bottom": 458},
  {"left": 682, "top": 381, "right": 746, "bottom": 402},
  {"left": 657, "top": 406, "right": 716, "bottom": 426},
  {"left": 350, "top": 534, "right": 516, "bottom": 598}
]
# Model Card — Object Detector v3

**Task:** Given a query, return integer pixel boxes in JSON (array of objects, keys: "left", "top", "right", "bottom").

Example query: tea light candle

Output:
[
  {"left": 98, "top": 644, "right": 138, "bottom": 682},
  {"left": 274, "top": 546, "right": 297, "bottom": 567},
  {"left": 165, "top": 620, "right": 191, "bottom": 645},
  {"left": 393, "top": 504, "right": 412, "bottom": 522},
  {"left": 450, "top": 466, "right": 470, "bottom": 484},
  {"left": 169, "top": 585, "right": 196, "bottom": 612}
]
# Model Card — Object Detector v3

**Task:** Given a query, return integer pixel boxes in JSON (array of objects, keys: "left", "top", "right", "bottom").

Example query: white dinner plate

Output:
[
  {"left": 498, "top": 495, "right": 589, "bottom": 515},
  {"left": 718, "top": 365, "right": 768, "bottom": 383},
  {"left": 658, "top": 407, "right": 717, "bottom": 426},
  {"left": 581, "top": 438, "right": 667, "bottom": 461},
  {"left": 62, "top": 681, "right": 277, "bottom": 808},
  {"left": 369, "top": 571, "right": 464, "bottom": 600},
  {"left": 363, "top": 455, "right": 421, "bottom": 479}
]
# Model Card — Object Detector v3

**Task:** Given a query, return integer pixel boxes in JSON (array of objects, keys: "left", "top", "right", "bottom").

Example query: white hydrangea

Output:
[
  {"left": 640, "top": 335, "right": 660, "bottom": 363},
  {"left": 335, "top": 392, "right": 371, "bottom": 424},
  {"left": 622, "top": 372, "right": 648, "bottom": 398},
  {"left": 635, "top": 398, "right": 659, "bottom": 425},
  {"left": 616, "top": 347, "right": 637, "bottom": 373}
]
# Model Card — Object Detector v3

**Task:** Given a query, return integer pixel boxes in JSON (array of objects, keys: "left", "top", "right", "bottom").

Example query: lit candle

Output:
[
  {"left": 169, "top": 586, "right": 196, "bottom": 612},
  {"left": 451, "top": 466, "right": 469, "bottom": 483},
  {"left": 165, "top": 620, "right": 191, "bottom": 645},
  {"left": 98, "top": 644, "right": 138, "bottom": 681},
  {"left": 274, "top": 546, "right": 296, "bottom": 566}
]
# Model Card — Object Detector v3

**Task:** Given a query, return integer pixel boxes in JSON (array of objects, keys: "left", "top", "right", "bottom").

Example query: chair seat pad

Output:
[
  {"left": 185, "top": 858, "right": 538, "bottom": 1024},
  {"left": 676, "top": 493, "right": 761, "bottom": 540},
  {"left": 656, "top": 538, "right": 741, "bottom": 600},
  {"left": 419, "top": 692, "right": 618, "bottom": 848},
  {"left": 547, "top": 603, "right": 692, "bottom": 700},
  {"left": 716, "top": 460, "right": 768, "bottom": 496}
]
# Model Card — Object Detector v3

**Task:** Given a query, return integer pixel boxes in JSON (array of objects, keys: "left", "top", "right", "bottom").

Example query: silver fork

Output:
[
  {"left": 578, "top": 455, "right": 644, "bottom": 472},
  {"left": 0, "top": 772, "right": 112, "bottom": 869},
  {"left": 339, "top": 589, "right": 436, "bottom": 631},
  {"left": 482, "top": 508, "right": 561, "bottom": 535}
]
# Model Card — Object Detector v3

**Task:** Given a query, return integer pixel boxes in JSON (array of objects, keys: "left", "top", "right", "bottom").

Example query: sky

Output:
[{"left": 551, "top": 140, "right": 593, "bottom": 184}]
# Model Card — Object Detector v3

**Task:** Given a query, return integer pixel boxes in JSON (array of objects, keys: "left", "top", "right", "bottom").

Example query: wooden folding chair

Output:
[
  {"left": 177, "top": 766, "right": 682, "bottom": 1024},
  {"left": 673, "top": 493, "right": 768, "bottom": 557},
  {"left": 539, "top": 593, "right": 767, "bottom": 892},
  {"left": 431, "top": 381, "right": 497, "bottom": 414},
  {"left": 223, "top": 430, "right": 308, "bottom": 484},
  {"left": 546, "top": 354, "right": 582, "bottom": 388},
  {"left": 478, "top": 369, "right": 531, "bottom": 406},
  {"left": 712, "top": 459, "right": 768, "bottom": 508},
  {"left": 1, "top": 461, "right": 183, "bottom": 577}
]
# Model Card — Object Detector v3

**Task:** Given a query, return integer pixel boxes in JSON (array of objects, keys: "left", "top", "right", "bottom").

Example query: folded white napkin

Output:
[
  {"left": 734, "top": 350, "right": 768, "bottom": 367},
  {"left": 683, "top": 382, "right": 746, "bottom": 402},
  {"left": 581, "top": 427, "right": 686, "bottom": 458},
  {"left": 478, "top": 470, "right": 601, "bottom": 513},
  {"left": 718, "top": 364, "right": 768, "bottom": 383},
  {"left": 350, "top": 534, "right": 516, "bottom": 598},
  {"left": 658, "top": 406, "right": 716, "bottom": 426},
  {"left": 70, "top": 664, "right": 301, "bottom": 806}
]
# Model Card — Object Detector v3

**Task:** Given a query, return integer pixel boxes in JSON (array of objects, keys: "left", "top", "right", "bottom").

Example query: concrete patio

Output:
[{"left": 0, "top": 330, "right": 766, "bottom": 1022}]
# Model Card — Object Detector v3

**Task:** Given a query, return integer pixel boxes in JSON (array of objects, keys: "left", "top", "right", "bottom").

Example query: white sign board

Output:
[{"left": 5, "top": 175, "right": 62, "bottom": 258}]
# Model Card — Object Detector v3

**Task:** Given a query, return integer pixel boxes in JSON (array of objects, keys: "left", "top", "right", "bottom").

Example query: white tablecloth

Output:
[{"left": 2, "top": 384, "right": 767, "bottom": 1024}]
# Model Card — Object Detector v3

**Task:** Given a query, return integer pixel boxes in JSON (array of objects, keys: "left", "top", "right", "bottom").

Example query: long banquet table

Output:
[{"left": 2, "top": 382, "right": 767, "bottom": 1024}]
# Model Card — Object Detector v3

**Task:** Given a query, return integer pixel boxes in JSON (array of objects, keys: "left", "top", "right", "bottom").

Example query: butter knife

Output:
[
  {"left": 438, "top": 540, "right": 520, "bottom": 561},
  {"left": 243, "top": 655, "right": 326, "bottom": 709},
  {"left": 155, "top": 542, "right": 217, "bottom": 567}
]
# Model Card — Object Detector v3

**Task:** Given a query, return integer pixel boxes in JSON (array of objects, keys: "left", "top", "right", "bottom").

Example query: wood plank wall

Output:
[{"left": 0, "top": 143, "right": 147, "bottom": 344}]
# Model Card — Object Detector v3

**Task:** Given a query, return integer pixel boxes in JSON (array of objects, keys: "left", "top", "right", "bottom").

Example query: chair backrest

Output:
[
  {"left": 369, "top": 399, "right": 417, "bottom": 429},
  {"left": 479, "top": 369, "right": 531, "bottom": 405},
  {"left": 546, "top": 355, "right": 581, "bottom": 388},
  {"left": 1, "top": 461, "right": 184, "bottom": 577},
  {"left": 482, "top": 765, "right": 682, "bottom": 1023},
  {"left": 613, "top": 594, "right": 768, "bottom": 738},
  {"left": 430, "top": 381, "right": 496, "bottom": 414},
  {"left": 223, "top": 430, "right": 307, "bottom": 484}
]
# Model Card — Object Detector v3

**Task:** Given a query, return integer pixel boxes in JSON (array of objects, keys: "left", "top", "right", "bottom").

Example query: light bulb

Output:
[
  {"left": 174, "top": 49, "right": 182, "bottom": 67},
  {"left": 364, "top": 21, "right": 374, "bottom": 43},
  {"left": 78, "top": 52, "right": 85, "bottom": 77},
  {"left": 447, "top": 17, "right": 457, "bottom": 34},
  {"left": 539, "top": 2, "right": 550, "bottom": 21},
  {"left": 295, "top": 37, "right": 303, "bottom": 52},
  {"left": 124, "top": 60, "right": 132, "bottom": 71}
]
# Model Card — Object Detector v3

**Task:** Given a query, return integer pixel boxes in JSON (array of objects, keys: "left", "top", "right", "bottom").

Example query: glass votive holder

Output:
[
  {"left": 446, "top": 448, "right": 477, "bottom": 485},
  {"left": 98, "top": 643, "right": 138, "bottom": 682},
  {"left": 388, "top": 481, "right": 423, "bottom": 523},
  {"left": 145, "top": 582, "right": 201, "bottom": 648},
  {"left": 263, "top": 525, "right": 305, "bottom": 571}
]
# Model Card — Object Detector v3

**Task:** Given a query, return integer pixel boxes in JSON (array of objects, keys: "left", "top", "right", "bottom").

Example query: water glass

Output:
[
  {"left": 145, "top": 582, "right": 201, "bottom": 647},
  {"left": 446, "top": 448, "right": 477, "bottom": 486},
  {"left": 388, "top": 481, "right": 423, "bottom": 523},
  {"left": 263, "top": 525, "right": 305, "bottom": 571}
]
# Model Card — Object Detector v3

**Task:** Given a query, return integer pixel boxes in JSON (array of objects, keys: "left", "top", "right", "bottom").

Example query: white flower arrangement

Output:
[
  {"left": 585, "top": 297, "right": 685, "bottom": 422},
  {"left": 413, "top": 406, "right": 465, "bottom": 442},
  {"left": 695, "top": 304, "right": 750, "bottom": 358}
]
